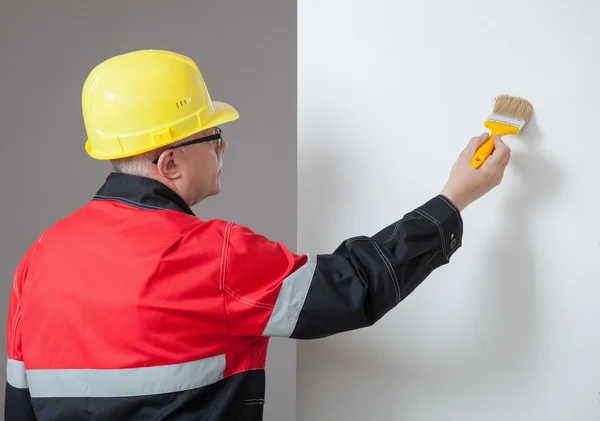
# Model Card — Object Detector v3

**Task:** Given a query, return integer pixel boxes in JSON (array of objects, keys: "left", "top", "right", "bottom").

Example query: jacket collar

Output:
[{"left": 93, "top": 172, "right": 195, "bottom": 216}]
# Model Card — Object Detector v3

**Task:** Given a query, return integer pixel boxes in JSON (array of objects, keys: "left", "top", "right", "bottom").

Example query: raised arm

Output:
[{"left": 219, "top": 133, "right": 511, "bottom": 339}]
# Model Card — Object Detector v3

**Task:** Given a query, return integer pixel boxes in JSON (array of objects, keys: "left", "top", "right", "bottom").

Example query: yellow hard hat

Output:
[{"left": 82, "top": 49, "right": 239, "bottom": 160}]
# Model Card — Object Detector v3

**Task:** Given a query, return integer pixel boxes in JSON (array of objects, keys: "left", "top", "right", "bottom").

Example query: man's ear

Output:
[{"left": 156, "top": 150, "right": 182, "bottom": 180}]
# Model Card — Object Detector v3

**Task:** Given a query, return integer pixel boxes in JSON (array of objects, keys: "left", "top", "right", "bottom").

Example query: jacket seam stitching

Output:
[
  {"left": 220, "top": 223, "right": 275, "bottom": 310},
  {"left": 93, "top": 195, "right": 168, "bottom": 211},
  {"left": 344, "top": 237, "right": 367, "bottom": 247},
  {"left": 9, "top": 235, "right": 38, "bottom": 359},
  {"left": 370, "top": 241, "right": 400, "bottom": 302},
  {"left": 10, "top": 271, "right": 22, "bottom": 358},
  {"left": 223, "top": 285, "right": 275, "bottom": 310},
  {"left": 220, "top": 222, "right": 234, "bottom": 335},
  {"left": 383, "top": 215, "right": 423, "bottom": 244},
  {"left": 220, "top": 222, "right": 234, "bottom": 291},
  {"left": 437, "top": 195, "right": 463, "bottom": 239},
  {"left": 414, "top": 209, "right": 447, "bottom": 257},
  {"left": 245, "top": 400, "right": 265, "bottom": 405}
]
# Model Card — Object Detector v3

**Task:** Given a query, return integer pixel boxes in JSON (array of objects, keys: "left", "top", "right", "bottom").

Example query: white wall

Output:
[{"left": 297, "top": 1, "right": 599, "bottom": 420}]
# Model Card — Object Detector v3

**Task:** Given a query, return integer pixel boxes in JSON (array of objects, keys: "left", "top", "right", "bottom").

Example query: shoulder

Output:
[
  {"left": 184, "top": 219, "right": 271, "bottom": 246},
  {"left": 180, "top": 218, "right": 299, "bottom": 263}
]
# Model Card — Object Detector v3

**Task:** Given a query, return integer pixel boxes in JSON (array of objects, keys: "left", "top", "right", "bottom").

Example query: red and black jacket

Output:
[{"left": 5, "top": 172, "right": 463, "bottom": 421}]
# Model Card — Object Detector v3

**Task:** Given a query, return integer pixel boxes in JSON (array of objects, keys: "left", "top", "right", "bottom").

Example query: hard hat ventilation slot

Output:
[{"left": 176, "top": 99, "right": 188, "bottom": 109}]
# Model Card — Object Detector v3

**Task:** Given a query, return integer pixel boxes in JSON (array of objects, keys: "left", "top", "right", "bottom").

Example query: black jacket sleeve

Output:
[{"left": 290, "top": 195, "right": 463, "bottom": 339}]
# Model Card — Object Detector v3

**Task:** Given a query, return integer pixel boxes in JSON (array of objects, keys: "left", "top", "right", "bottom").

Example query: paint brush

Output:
[{"left": 472, "top": 95, "right": 534, "bottom": 168}]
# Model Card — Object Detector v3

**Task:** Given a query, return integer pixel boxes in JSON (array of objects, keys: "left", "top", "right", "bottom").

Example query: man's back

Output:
[{"left": 6, "top": 173, "right": 280, "bottom": 421}]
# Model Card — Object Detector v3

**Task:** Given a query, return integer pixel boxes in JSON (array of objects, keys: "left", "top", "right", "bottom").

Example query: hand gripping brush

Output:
[{"left": 472, "top": 95, "right": 534, "bottom": 168}]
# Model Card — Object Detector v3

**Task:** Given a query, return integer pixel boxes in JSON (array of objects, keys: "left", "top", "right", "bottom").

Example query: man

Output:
[{"left": 4, "top": 50, "right": 510, "bottom": 421}]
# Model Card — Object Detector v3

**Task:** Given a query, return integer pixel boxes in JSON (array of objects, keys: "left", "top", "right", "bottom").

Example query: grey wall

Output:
[{"left": 0, "top": 1, "right": 297, "bottom": 420}]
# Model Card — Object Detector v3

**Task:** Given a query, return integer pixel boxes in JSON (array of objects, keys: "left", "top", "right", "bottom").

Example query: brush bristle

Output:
[{"left": 492, "top": 95, "right": 534, "bottom": 121}]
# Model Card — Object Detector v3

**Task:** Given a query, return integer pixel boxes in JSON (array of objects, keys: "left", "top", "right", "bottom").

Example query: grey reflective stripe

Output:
[
  {"left": 7, "top": 359, "right": 28, "bottom": 389},
  {"left": 262, "top": 252, "right": 317, "bottom": 337},
  {"left": 26, "top": 354, "right": 226, "bottom": 398}
]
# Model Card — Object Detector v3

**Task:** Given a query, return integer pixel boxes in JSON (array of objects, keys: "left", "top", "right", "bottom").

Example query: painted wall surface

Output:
[
  {"left": 0, "top": 1, "right": 297, "bottom": 420},
  {"left": 298, "top": 1, "right": 599, "bottom": 420}
]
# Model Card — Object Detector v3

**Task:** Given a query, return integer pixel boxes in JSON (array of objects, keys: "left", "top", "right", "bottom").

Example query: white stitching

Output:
[
  {"left": 371, "top": 242, "right": 400, "bottom": 303},
  {"left": 220, "top": 223, "right": 234, "bottom": 335},
  {"left": 437, "top": 195, "right": 463, "bottom": 240},
  {"left": 93, "top": 195, "right": 167, "bottom": 211},
  {"left": 220, "top": 223, "right": 274, "bottom": 311},
  {"left": 383, "top": 215, "right": 422, "bottom": 244},
  {"left": 10, "top": 272, "right": 21, "bottom": 356},
  {"left": 415, "top": 209, "right": 447, "bottom": 258},
  {"left": 344, "top": 237, "right": 371, "bottom": 247},
  {"left": 223, "top": 285, "right": 274, "bottom": 309},
  {"left": 94, "top": 195, "right": 166, "bottom": 210},
  {"left": 220, "top": 223, "right": 233, "bottom": 290},
  {"left": 345, "top": 215, "right": 424, "bottom": 248},
  {"left": 12, "top": 276, "right": 21, "bottom": 308},
  {"left": 10, "top": 312, "right": 21, "bottom": 356}
]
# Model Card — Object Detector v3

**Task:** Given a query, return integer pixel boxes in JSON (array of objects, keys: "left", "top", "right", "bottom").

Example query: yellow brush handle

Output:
[
  {"left": 471, "top": 121, "right": 519, "bottom": 169},
  {"left": 471, "top": 134, "right": 497, "bottom": 168}
]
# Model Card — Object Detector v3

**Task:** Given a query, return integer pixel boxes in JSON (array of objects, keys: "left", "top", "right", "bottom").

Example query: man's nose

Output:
[{"left": 218, "top": 139, "right": 228, "bottom": 153}]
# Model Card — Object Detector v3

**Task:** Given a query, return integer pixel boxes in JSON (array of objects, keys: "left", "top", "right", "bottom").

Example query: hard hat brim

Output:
[
  {"left": 85, "top": 100, "right": 239, "bottom": 160},
  {"left": 207, "top": 101, "right": 240, "bottom": 129}
]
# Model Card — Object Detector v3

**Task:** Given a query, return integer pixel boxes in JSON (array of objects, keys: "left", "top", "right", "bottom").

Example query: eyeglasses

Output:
[{"left": 152, "top": 127, "right": 223, "bottom": 164}]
